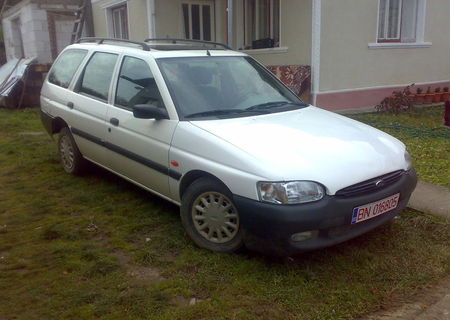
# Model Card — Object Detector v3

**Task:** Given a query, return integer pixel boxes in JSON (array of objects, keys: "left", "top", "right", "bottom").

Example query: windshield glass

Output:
[{"left": 157, "top": 56, "right": 305, "bottom": 119}]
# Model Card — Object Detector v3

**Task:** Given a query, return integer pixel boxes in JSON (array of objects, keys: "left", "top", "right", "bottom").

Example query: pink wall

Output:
[{"left": 316, "top": 81, "right": 450, "bottom": 111}]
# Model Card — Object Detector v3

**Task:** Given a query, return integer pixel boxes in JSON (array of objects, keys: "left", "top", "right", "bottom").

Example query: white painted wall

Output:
[{"left": 2, "top": 2, "right": 75, "bottom": 63}]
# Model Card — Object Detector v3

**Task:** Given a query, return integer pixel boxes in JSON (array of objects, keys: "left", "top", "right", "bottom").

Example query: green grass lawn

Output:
[
  {"left": 349, "top": 105, "right": 450, "bottom": 188},
  {"left": 0, "top": 108, "right": 449, "bottom": 320}
]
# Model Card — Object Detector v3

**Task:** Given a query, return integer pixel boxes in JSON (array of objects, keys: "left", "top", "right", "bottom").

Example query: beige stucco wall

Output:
[
  {"left": 319, "top": 0, "right": 450, "bottom": 91},
  {"left": 244, "top": 0, "right": 312, "bottom": 66},
  {"left": 91, "top": 0, "right": 149, "bottom": 40}
]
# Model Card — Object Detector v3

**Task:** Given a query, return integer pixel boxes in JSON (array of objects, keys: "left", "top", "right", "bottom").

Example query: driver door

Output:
[{"left": 105, "top": 56, "right": 178, "bottom": 198}]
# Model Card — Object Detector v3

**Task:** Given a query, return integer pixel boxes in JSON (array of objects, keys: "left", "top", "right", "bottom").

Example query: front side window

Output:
[
  {"left": 115, "top": 56, "right": 165, "bottom": 110},
  {"left": 158, "top": 56, "right": 302, "bottom": 119},
  {"left": 182, "top": 1, "right": 214, "bottom": 41},
  {"left": 378, "top": 0, "right": 419, "bottom": 42},
  {"left": 48, "top": 49, "right": 87, "bottom": 88},
  {"left": 244, "top": 0, "right": 280, "bottom": 49},
  {"left": 111, "top": 4, "right": 128, "bottom": 39},
  {"left": 79, "top": 52, "right": 118, "bottom": 101}
]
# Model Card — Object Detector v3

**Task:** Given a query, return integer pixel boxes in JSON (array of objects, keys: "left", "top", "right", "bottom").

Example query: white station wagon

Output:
[{"left": 40, "top": 38, "right": 417, "bottom": 256}]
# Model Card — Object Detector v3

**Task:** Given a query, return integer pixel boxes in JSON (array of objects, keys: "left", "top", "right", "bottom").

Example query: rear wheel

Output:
[
  {"left": 58, "top": 127, "right": 87, "bottom": 175},
  {"left": 181, "top": 178, "right": 243, "bottom": 253}
]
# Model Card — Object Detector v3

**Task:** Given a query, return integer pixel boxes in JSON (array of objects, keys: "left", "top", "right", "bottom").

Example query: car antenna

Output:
[{"left": 206, "top": 49, "right": 211, "bottom": 56}]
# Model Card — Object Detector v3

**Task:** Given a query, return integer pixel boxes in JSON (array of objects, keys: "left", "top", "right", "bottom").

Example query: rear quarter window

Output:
[{"left": 48, "top": 49, "right": 87, "bottom": 88}]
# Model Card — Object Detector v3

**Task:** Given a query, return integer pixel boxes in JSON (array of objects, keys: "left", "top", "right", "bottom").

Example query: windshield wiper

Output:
[
  {"left": 245, "top": 101, "right": 309, "bottom": 111},
  {"left": 185, "top": 108, "right": 270, "bottom": 119}
]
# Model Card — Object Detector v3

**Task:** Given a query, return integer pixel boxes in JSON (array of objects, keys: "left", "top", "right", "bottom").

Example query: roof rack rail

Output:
[
  {"left": 144, "top": 38, "right": 231, "bottom": 50},
  {"left": 76, "top": 37, "right": 151, "bottom": 51}
]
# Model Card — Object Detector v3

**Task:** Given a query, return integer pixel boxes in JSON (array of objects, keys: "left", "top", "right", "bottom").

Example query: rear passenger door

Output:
[
  {"left": 70, "top": 52, "right": 119, "bottom": 165},
  {"left": 105, "top": 56, "right": 178, "bottom": 198}
]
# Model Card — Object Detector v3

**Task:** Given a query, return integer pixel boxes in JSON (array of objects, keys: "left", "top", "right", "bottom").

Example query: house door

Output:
[{"left": 182, "top": 0, "right": 215, "bottom": 41}]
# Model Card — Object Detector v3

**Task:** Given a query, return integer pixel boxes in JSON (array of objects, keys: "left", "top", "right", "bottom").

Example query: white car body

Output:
[{"left": 40, "top": 39, "right": 417, "bottom": 255}]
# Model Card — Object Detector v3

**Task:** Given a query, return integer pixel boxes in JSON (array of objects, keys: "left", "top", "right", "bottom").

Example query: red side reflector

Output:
[{"left": 170, "top": 160, "right": 179, "bottom": 167}]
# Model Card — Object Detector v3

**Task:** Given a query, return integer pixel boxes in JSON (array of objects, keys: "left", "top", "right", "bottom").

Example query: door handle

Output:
[
  {"left": 110, "top": 118, "right": 119, "bottom": 126},
  {"left": 67, "top": 102, "right": 74, "bottom": 109}
]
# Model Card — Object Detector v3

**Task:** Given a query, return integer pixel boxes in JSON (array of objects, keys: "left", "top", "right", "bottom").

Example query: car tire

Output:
[
  {"left": 58, "top": 127, "right": 87, "bottom": 175},
  {"left": 181, "top": 178, "right": 244, "bottom": 253}
]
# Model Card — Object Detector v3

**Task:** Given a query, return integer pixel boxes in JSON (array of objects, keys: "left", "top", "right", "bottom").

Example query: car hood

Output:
[{"left": 190, "top": 106, "right": 407, "bottom": 194}]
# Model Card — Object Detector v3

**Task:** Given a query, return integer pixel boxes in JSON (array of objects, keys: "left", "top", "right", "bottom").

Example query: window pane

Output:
[
  {"left": 401, "top": 0, "right": 418, "bottom": 42},
  {"left": 116, "top": 57, "right": 164, "bottom": 109},
  {"left": 378, "top": 0, "right": 386, "bottom": 39},
  {"left": 80, "top": 52, "right": 118, "bottom": 101},
  {"left": 202, "top": 5, "right": 211, "bottom": 41},
  {"left": 112, "top": 10, "right": 120, "bottom": 38},
  {"left": 191, "top": 5, "right": 200, "bottom": 40},
  {"left": 273, "top": 0, "right": 280, "bottom": 45},
  {"left": 182, "top": 4, "right": 190, "bottom": 38},
  {"left": 387, "top": 0, "right": 401, "bottom": 39},
  {"left": 258, "top": 0, "right": 270, "bottom": 39},
  {"left": 112, "top": 5, "right": 128, "bottom": 39},
  {"left": 49, "top": 49, "right": 87, "bottom": 88},
  {"left": 120, "top": 7, "right": 128, "bottom": 39},
  {"left": 245, "top": 0, "right": 256, "bottom": 44}
]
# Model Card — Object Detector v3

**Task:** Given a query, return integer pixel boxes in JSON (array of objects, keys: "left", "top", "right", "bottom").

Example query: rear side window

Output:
[
  {"left": 115, "top": 56, "right": 165, "bottom": 110},
  {"left": 48, "top": 49, "right": 87, "bottom": 88},
  {"left": 79, "top": 52, "right": 118, "bottom": 101}
]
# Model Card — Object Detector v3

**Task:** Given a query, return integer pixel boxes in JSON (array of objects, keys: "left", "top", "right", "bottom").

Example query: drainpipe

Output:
[
  {"left": 146, "top": 0, "right": 156, "bottom": 38},
  {"left": 227, "top": 0, "right": 233, "bottom": 48},
  {"left": 311, "top": 0, "right": 321, "bottom": 106}
]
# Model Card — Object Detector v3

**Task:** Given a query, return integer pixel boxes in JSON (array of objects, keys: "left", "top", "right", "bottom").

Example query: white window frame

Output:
[
  {"left": 181, "top": 0, "right": 215, "bottom": 41},
  {"left": 111, "top": 5, "right": 128, "bottom": 39},
  {"left": 243, "top": 0, "right": 280, "bottom": 49},
  {"left": 102, "top": 0, "right": 129, "bottom": 39},
  {"left": 370, "top": 0, "right": 430, "bottom": 49}
]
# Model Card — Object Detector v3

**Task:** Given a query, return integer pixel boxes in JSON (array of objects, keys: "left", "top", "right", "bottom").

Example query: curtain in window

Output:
[
  {"left": 387, "top": 0, "right": 401, "bottom": 39},
  {"left": 244, "top": 0, "right": 280, "bottom": 47},
  {"left": 401, "top": 0, "right": 418, "bottom": 42}
]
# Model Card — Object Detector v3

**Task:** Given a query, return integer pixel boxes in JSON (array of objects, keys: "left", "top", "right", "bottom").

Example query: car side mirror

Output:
[{"left": 133, "top": 104, "right": 169, "bottom": 120}]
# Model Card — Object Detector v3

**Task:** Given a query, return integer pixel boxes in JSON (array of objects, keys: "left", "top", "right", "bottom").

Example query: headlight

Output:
[
  {"left": 404, "top": 150, "right": 413, "bottom": 170},
  {"left": 258, "top": 181, "right": 325, "bottom": 204}
]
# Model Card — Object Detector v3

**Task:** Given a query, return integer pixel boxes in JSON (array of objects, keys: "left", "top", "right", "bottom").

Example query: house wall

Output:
[
  {"left": 91, "top": 0, "right": 149, "bottom": 40},
  {"left": 2, "top": 0, "right": 78, "bottom": 63},
  {"left": 317, "top": 0, "right": 450, "bottom": 109},
  {"left": 90, "top": 0, "right": 312, "bottom": 68}
]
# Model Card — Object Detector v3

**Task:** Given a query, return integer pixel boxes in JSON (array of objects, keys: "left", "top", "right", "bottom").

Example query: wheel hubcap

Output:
[
  {"left": 60, "top": 135, "right": 74, "bottom": 170},
  {"left": 191, "top": 192, "right": 239, "bottom": 244}
]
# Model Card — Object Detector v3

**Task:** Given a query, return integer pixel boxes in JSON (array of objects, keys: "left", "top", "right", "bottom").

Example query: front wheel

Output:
[{"left": 181, "top": 178, "right": 244, "bottom": 253}]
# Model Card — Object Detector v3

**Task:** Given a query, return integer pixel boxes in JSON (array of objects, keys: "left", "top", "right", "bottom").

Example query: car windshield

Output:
[{"left": 157, "top": 56, "right": 306, "bottom": 120}]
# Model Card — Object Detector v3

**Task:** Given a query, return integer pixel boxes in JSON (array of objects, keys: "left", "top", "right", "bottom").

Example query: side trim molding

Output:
[{"left": 71, "top": 127, "right": 181, "bottom": 180}]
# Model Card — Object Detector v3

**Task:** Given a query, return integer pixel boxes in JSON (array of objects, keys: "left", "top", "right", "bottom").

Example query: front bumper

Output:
[{"left": 233, "top": 169, "right": 417, "bottom": 256}]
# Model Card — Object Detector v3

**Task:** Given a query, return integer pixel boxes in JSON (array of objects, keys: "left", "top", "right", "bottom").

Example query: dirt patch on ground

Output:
[
  {"left": 91, "top": 233, "right": 165, "bottom": 285},
  {"left": 360, "top": 278, "right": 450, "bottom": 320},
  {"left": 113, "top": 249, "right": 165, "bottom": 285}
]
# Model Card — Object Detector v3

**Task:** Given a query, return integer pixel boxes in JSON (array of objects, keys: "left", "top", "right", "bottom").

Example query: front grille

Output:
[{"left": 335, "top": 170, "right": 404, "bottom": 197}]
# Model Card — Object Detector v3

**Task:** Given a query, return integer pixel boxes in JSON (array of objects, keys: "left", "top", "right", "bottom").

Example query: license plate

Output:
[{"left": 351, "top": 193, "right": 400, "bottom": 224}]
